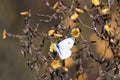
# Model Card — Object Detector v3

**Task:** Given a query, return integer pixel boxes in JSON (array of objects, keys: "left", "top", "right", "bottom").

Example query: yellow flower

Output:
[
  {"left": 62, "top": 67, "right": 68, "bottom": 72},
  {"left": 71, "top": 28, "right": 80, "bottom": 38},
  {"left": 20, "top": 11, "right": 29, "bottom": 16},
  {"left": 48, "top": 29, "right": 55, "bottom": 36},
  {"left": 75, "top": 8, "right": 84, "bottom": 14},
  {"left": 110, "top": 39, "right": 115, "bottom": 43},
  {"left": 101, "top": 8, "right": 110, "bottom": 14},
  {"left": 104, "top": 24, "right": 111, "bottom": 32},
  {"left": 2, "top": 29, "right": 7, "bottom": 39},
  {"left": 49, "top": 44, "right": 56, "bottom": 52},
  {"left": 91, "top": 0, "right": 100, "bottom": 6},
  {"left": 54, "top": 33, "right": 62, "bottom": 38},
  {"left": 52, "top": 2, "right": 59, "bottom": 9},
  {"left": 70, "top": 12, "right": 79, "bottom": 20},
  {"left": 51, "top": 60, "right": 61, "bottom": 69}
]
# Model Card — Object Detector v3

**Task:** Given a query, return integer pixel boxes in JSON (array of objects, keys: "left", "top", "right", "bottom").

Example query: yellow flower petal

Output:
[
  {"left": 104, "top": 24, "right": 111, "bottom": 32},
  {"left": 48, "top": 29, "right": 55, "bottom": 36},
  {"left": 49, "top": 43, "right": 56, "bottom": 52},
  {"left": 70, "top": 12, "right": 79, "bottom": 20},
  {"left": 75, "top": 8, "right": 84, "bottom": 14},
  {"left": 2, "top": 29, "right": 7, "bottom": 39},
  {"left": 71, "top": 28, "right": 80, "bottom": 38},
  {"left": 54, "top": 33, "right": 62, "bottom": 38},
  {"left": 110, "top": 39, "right": 115, "bottom": 43},
  {"left": 62, "top": 67, "right": 68, "bottom": 72},
  {"left": 20, "top": 11, "right": 29, "bottom": 16},
  {"left": 91, "top": 0, "right": 100, "bottom": 6},
  {"left": 51, "top": 60, "right": 61, "bottom": 69},
  {"left": 52, "top": 2, "right": 59, "bottom": 9},
  {"left": 101, "top": 8, "right": 110, "bottom": 14}
]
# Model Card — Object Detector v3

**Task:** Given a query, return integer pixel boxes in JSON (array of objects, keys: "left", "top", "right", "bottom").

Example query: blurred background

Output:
[
  {"left": 0, "top": 0, "right": 103, "bottom": 80},
  {"left": 0, "top": 0, "right": 55, "bottom": 80}
]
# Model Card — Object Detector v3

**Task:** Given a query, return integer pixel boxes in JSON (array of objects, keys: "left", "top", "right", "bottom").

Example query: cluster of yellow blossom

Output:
[
  {"left": 101, "top": 8, "right": 110, "bottom": 15},
  {"left": 48, "top": 29, "right": 62, "bottom": 38},
  {"left": 70, "top": 12, "right": 79, "bottom": 21},
  {"left": 70, "top": 8, "right": 84, "bottom": 21},
  {"left": 104, "top": 24, "right": 111, "bottom": 32},
  {"left": 104, "top": 24, "right": 115, "bottom": 35},
  {"left": 51, "top": 60, "right": 61, "bottom": 69},
  {"left": 48, "top": 28, "right": 80, "bottom": 39},
  {"left": 52, "top": 2, "right": 59, "bottom": 10},
  {"left": 51, "top": 60, "right": 69, "bottom": 72},
  {"left": 49, "top": 28, "right": 80, "bottom": 53},
  {"left": 50, "top": 58, "right": 80, "bottom": 72},
  {"left": 91, "top": 0, "right": 100, "bottom": 6},
  {"left": 49, "top": 43, "right": 56, "bottom": 52},
  {"left": 75, "top": 8, "right": 84, "bottom": 14}
]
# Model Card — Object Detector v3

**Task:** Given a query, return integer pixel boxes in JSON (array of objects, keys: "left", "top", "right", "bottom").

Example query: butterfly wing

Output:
[
  {"left": 54, "top": 43, "right": 71, "bottom": 59},
  {"left": 58, "top": 37, "right": 75, "bottom": 49},
  {"left": 54, "top": 37, "right": 75, "bottom": 59}
]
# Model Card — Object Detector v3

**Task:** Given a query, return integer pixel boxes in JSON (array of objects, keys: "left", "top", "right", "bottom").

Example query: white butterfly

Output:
[{"left": 54, "top": 37, "right": 75, "bottom": 59}]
